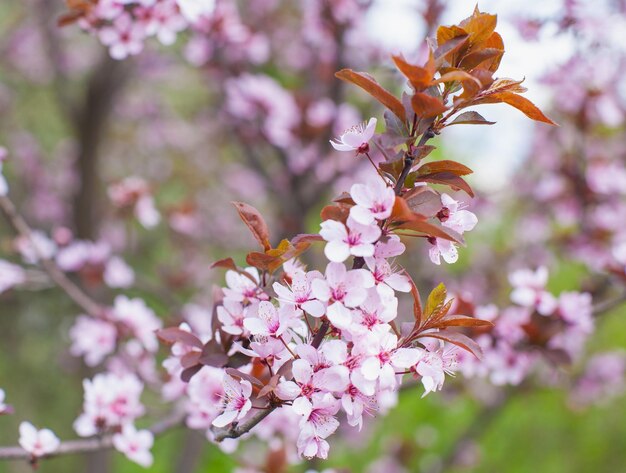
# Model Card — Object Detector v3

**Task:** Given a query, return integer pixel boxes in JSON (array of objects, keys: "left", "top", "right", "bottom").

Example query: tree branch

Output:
[
  {"left": 0, "top": 195, "right": 103, "bottom": 317},
  {"left": 0, "top": 409, "right": 185, "bottom": 461},
  {"left": 212, "top": 407, "right": 274, "bottom": 442},
  {"left": 592, "top": 291, "right": 626, "bottom": 317}
]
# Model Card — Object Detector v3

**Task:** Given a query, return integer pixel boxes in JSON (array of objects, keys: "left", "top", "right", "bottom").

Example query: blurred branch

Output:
[
  {"left": 0, "top": 194, "right": 103, "bottom": 317},
  {"left": 0, "top": 408, "right": 185, "bottom": 461},
  {"left": 592, "top": 290, "right": 626, "bottom": 317},
  {"left": 35, "top": 0, "right": 76, "bottom": 122},
  {"left": 72, "top": 53, "right": 133, "bottom": 240}
]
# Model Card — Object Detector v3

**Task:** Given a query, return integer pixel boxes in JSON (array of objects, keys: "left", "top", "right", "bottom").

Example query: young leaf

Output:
[
  {"left": 497, "top": 92, "right": 557, "bottom": 125},
  {"left": 336, "top": 69, "right": 406, "bottom": 121},
  {"left": 447, "top": 111, "right": 495, "bottom": 126},
  {"left": 419, "top": 330, "right": 483, "bottom": 359},
  {"left": 425, "top": 283, "right": 447, "bottom": 321},
  {"left": 414, "top": 160, "right": 473, "bottom": 177},
  {"left": 433, "top": 314, "right": 494, "bottom": 329},
  {"left": 392, "top": 55, "right": 432, "bottom": 91},
  {"left": 411, "top": 93, "right": 448, "bottom": 118},
  {"left": 210, "top": 257, "right": 238, "bottom": 271},
  {"left": 407, "top": 274, "right": 423, "bottom": 325},
  {"left": 232, "top": 202, "right": 272, "bottom": 251},
  {"left": 156, "top": 328, "right": 203, "bottom": 349},
  {"left": 412, "top": 172, "right": 475, "bottom": 197},
  {"left": 396, "top": 219, "right": 466, "bottom": 244}
]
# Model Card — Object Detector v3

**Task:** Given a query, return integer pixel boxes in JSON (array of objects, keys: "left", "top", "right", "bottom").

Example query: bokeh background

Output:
[{"left": 1, "top": 0, "right": 626, "bottom": 472}]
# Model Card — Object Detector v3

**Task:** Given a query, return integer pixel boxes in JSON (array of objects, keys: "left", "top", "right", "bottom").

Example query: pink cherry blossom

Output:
[
  {"left": 113, "top": 424, "right": 154, "bottom": 467},
  {"left": 18, "top": 422, "right": 60, "bottom": 458},
  {"left": 0, "top": 388, "right": 11, "bottom": 415},
  {"left": 99, "top": 14, "right": 146, "bottom": 60},
  {"left": 0, "top": 146, "right": 8, "bottom": 196},
  {"left": 438, "top": 194, "right": 478, "bottom": 234},
  {"left": 0, "top": 260, "right": 26, "bottom": 294},
  {"left": 365, "top": 257, "right": 411, "bottom": 298},
  {"left": 217, "top": 299, "right": 247, "bottom": 335},
  {"left": 69, "top": 316, "right": 118, "bottom": 366},
  {"left": 410, "top": 340, "right": 458, "bottom": 397},
  {"left": 176, "top": 0, "right": 216, "bottom": 23},
  {"left": 428, "top": 237, "right": 459, "bottom": 265},
  {"left": 293, "top": 393, "right": 341, "bottom": 459},
  {"left": 311, "top": 262, "right": 374, "bottom": 329},
  {"left": 111, "top": 295, "right": 163, "bottom": 352},
  {"left": 347, "top": 288, "right": 398, "bottom": 338},
  {"left": 74, "top": 373, "right": 145, "bottom": 436},
  {"left": 319, "top": 217, "right": 381, "bottom": 263},
  {"left": 349, "top": 179, "right": 395, "bottom": 225},
  {"left": 330, "top": 118, "right": 377, "bottom": 153},
  {"left": 276, "top": 357, "right": 349, "bottom": 401},
  {"left": 509, "top": 266, "right": 558, "bottom": 315},
  {"left": 243, "top": 301, "right": 301, "bottom": 338},
  {"left": 223, "top": 267, "right": 267, "bottom": 303},
  {"left": 273, "top": 271, "right": 326, "bottom": 317},
  {"left": 212, "top": 375, "right": 253, "bottom": 428},
  {"left": 103, "top": 256, "right": 135, "bottom": 288}
]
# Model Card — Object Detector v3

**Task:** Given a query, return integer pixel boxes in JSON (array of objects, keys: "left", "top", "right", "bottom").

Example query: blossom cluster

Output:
[
  {"left": 70, "top": 0, "right": 216, "bottom": 59},
  {"left": 455, "top": 267, "right": 594, "bottom": 386},
  {"left": 160, "top": 175, "right": 470, "bottom": 459}
]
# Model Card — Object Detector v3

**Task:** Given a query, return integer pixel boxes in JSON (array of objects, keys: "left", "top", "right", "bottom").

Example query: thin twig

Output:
[
  {"left": 0, "top": 195, "right": 103, "bottom": 317},
  {"left": 0, "top": 409, "right": 186, "bottom": 461}
]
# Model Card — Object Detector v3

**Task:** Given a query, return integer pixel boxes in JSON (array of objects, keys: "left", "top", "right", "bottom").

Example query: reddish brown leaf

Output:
[
  {"left": 436, "top": 26, "right": 470, "bottom": 66},
  {"left": 415, "top": 160, "right": 473, "bottom": 177},
  {"left": 232, "top": 202, "right": 272, "bottom": 251},
  {"left": 321, "top": 204, "right": 350, "bottom": 223},
  {"left": 392, "top": 55, "right": 433, "bottom": 90},
  {"left": 498, "top": 92, "right": 557, "bottom": 125},
  {"left": 408, "top": 275, "right": 423, "bottom": 325},
  {"left": 379, "top": 158, "right": 406, "bottom": 180},
  {"left": 460, "top": 9, "right": 497, "bottom": 46},
  {"left": 459, "top": 48, "right": 503, "bottom": 71},
  {"left": 419, "top": 330, "right": 483, "bottom": 359},
  {"left": 291, "top": 234, "right": 324, "bottom": 245},
  {"left": 225, "top": 368, "right": 264, "bottom": 387},
  {"left": 414, "top": 172, "right": 475, "bottom": 197},
  {"left": 433, "top": 70, "right": 482, "bottom": 87},
  {"left": 156, "top": 328, "right": 203, "bottom": 349},
  {"left": 210, "top": 257, "right": 238, "bottom": 271},
  {"left": 181, "top": 365, "right": 202, "bottom": 382},
  {"left": 181, "top": 351, "right": 201, "bottom": 369},
  {"left": 389, "top": 196, "right": 419, "bottom": 223},
  {"left": 336, "top": 69, "right": 406, "bottom": 121},
  {"left": 395, "top": 219, "right": 465, "bottom": 244},
  {"left": 434, "top": 314, "right": 494, "bottom": 329},
  {"left": 411, "top": 93, "right": 448, "bottom": 118},
  {"left": 447, "top": 111, "right": 495, "bottom": 126}
]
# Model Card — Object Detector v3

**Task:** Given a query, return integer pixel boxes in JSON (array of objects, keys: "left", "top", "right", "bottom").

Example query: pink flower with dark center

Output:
[
  {"left": 330, "top": 117, "right": 377, "bottom": 153},
  {"left": 113, "top": 424, "right": 154, "bottom": 467},
  {"left": 311, "top": 262, "right": 374, "bottom": 330},
  {"left": 212, "top": 375, "right": 252, "bottom": 428},
  {"left": 273, "top": 270, "right": 326, "bottom": 317},
  {"left": 349, "top": 178, "right": 395, "bottom": 225},
  {"left": 18, "top": 422, "right": 60, "bottom": 458},
  {"left": 320, "top": 217, "right": 381, "bottom": 263},
  {"left": 243, "top": 301, "right": 301, "bottom": 338},
  {"left": 293, "top": 393, "right": 341, "bottom": 459}
]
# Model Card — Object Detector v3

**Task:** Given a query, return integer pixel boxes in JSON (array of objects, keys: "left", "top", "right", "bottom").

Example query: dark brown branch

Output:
[
  {"left": 72, "top": 53, "right": 133, "bottom": 240},
  {"left": 394, "top": 128, "right": 435, "bottom": 195},
  {"left": 212, "top": 407, "right": 274, "bottom": 442}
]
